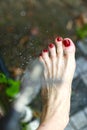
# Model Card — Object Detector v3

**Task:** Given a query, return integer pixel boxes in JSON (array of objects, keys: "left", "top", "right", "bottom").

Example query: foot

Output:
[{"left": 38, "top": 37, "right": 76, "bottom": 130}]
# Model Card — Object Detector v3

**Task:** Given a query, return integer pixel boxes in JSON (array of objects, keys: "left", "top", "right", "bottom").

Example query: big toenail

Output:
[
  {"left": 56, "top": 36, "right": 63, "bottom": 41},
  {"left": 49, "top": 43, "right": 54, "bottom": 48},
  {"left": 43, "top": 49, "right": 48, "bottom": 52},
  {"left": 63, "top": 39, "right": 70, "bottom": 47}
]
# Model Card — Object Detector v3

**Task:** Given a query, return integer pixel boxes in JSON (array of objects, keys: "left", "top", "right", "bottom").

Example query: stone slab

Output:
[
  {"left": 70, "top": 111, "right": 87, "bottom": 130},
  {"left": 84, "top": 107, "right": 87, "bottom": 115},
  {"left": 74, "top": 57, "right": 87, "bottom": 79},
  {"left": 77, "top": 39, "right": 87, "bottom": 55},
  {"left": 81, "top": 73, "right": 87, "bottom": 86},
  {"left": 82, "top": 127, "right": 87, "bottom": 130}
]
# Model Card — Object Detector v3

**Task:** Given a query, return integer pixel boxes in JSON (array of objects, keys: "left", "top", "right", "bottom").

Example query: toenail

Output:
[
  {"left": 63, "top": 39, "right": 70, "bottom": 47},
  {"left": 56, "top": 36, "right": 63, "bottom": 42},
  {"left": 49, "top": 43, "right": 54, "bottom": 48},
  {"left": 43, "top": 49, "right": 48, "bottom": 52}
]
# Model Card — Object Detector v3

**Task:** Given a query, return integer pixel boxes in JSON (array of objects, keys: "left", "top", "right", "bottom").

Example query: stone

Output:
[
  {"left": 74, "top": 57, "right": 87, "bottom": 79},
  {"left": 77, "top": 39, "right": 87, "bottom": 55},
  {"left": 81, "top": 73, "right": 87, "bottom": 86},
  {"left": 83, "top": 127, "right": 87, "bottom": 130},
  {"left": 76, "top": 57, "right": 87, "bottom": 72},
  {"left": 70, "top": 111, "right": 87, "bottom": 130},
  {"left": 64, "top": 122, "right": 74, "bottom": 130},
  {"left": 84, "top": 107, "right": 87, "bottom": 115}
]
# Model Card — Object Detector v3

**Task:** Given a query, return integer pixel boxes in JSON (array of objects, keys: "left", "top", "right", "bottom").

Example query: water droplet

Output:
[
  {"left": 23, "top": 57, "right": 26, "bottom": 60},
  {"left": 19, "top": 52, "right": 22, "bottom": 56},
  {"left": 46, "top": 30, "right": 48, "bottom": 33},
  {"left": 20, "top": 10, "right": 26, "bottom": 16}
]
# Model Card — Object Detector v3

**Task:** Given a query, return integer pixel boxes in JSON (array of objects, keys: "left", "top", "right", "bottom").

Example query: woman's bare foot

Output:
[{"left": 38, "top": 37, "right": 76, "bottom": 130}]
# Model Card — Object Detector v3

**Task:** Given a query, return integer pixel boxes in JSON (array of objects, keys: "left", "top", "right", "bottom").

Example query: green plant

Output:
[
  {"left": 76, "top": 24, "right": 87, "bottom": 39},
  {"left": 0, "top": 73, "right": 20, "bottom": 97}
]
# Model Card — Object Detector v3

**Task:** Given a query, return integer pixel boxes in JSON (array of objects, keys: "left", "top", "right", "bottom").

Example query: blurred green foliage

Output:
[
  {"left": 0, "top": 73, "right": 20, "bottom": 97},
  {"left": 76, "top": 24, "right": 87, "bottom": 39}
]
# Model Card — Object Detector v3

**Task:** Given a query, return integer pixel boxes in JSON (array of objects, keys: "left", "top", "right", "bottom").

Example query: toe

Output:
[
  {"left": 62, "top": 38, "right": 76, "bottom": 82},
  {"left": 55, "top": 36, "right": 64, "bottom": 78},
  {"left": 48, "top": 43, "right": 57, "bottom": 78},
  {"left": 42, "top": 49, "right": 50, "bottom": 63},
  {"left": 42, "top": 49, "right": 52, "bottom": 77},
  {"left": 48, "top": 43, "right": 56, "bottom": 58},
  {"left": 39, "top": 53, "right": 45, "bottom": 65},
  {"left": 39, "top": 54, "right": 48, "bottom": 79},
  {"left": 55, "top": 36, "right": 63, "bottom": 57},
  {"left": 62, "top": 38, "right": 75, "bottom": 57}
]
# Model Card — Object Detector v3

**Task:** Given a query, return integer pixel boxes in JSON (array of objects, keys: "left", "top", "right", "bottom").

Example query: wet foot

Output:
[{"left": 38, "top": 37, "right": 76, "bottom": 130}]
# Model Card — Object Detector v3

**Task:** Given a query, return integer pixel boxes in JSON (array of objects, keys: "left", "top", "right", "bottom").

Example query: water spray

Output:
[{"left": 0, "top": 59, "right": 62, "bottom": 130}]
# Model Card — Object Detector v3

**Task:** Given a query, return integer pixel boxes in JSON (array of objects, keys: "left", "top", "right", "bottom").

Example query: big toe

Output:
[
  {"left": 62, "top": 38, "right": 76, "bottom": 82},
  {"left": 63, "top": 38, "right": 75, "bottom": 58}
]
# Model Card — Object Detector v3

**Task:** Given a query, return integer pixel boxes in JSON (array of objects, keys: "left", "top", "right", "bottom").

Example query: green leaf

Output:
[
  {"left": 0, "top": 73, "right": 8, "bottom": 83},
  {"left": 0, "top": 72, "right": 21, "bottom": 97},
  {"left": 76, "top": 24, "right": 87, "bottom": 39},
  {"left": 6, "top": 80, "right": 20, "bottom": 97},
  {"left": 22, "top": 122, "right": 31, "bottom": 130}
]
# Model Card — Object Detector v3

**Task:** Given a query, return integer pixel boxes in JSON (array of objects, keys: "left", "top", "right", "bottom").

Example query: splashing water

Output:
[
  {"left": 13, "top": 59, "right": 62, "bottom": 114},
  {"left": 0, "top": 59, "right": 63, "bottom": 130}
]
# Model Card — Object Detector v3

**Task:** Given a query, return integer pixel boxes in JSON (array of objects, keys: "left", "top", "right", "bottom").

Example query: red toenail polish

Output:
[
  {"left": 63, "top": 39, "right": 70, "bottom": 47},
  {"left": 43, "top": 49, "right": 48, "bottom": 52},
  {"left": 49, "top": 43, "right": 54, "bottom": 48},
  {"left": 56, "top": 36, "right": 63, "bottom": 41},
  {"left": 39, "top": 53, "right": 42, "bottom": 56}
]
